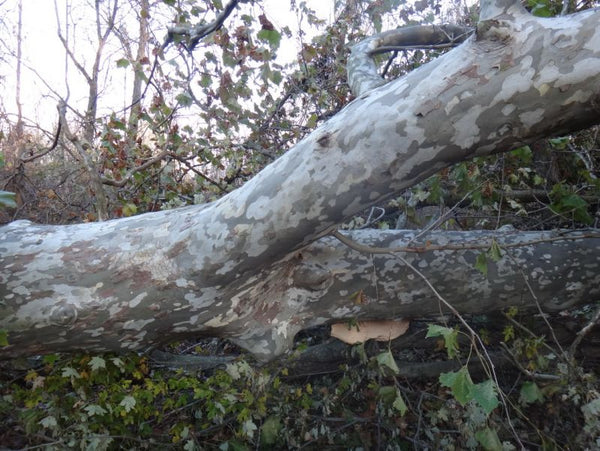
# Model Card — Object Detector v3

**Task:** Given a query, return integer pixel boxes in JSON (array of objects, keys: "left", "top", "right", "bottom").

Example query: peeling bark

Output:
[{"left": 2, "top": 1, "right": 600, "bottom": 360}]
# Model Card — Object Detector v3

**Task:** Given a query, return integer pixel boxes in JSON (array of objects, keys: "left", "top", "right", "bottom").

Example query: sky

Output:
[
  {"left": 1, "top": 0, "right": 335, "bottom": 133},
  {"left": 1, "top": 0, "right": 473, "bottom": 134}
]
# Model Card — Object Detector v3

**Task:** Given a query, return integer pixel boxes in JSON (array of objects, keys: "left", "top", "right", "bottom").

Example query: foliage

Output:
[
  {"left": 3, "top": 311, "right": 598, "bottom": 449},
  {"left": 0, "top": 153, "right": 16, "bottom": 209}
]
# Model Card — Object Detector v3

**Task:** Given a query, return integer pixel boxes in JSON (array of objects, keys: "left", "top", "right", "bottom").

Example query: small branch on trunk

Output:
[
  {"left": 57, "top": 101, "right": 109, "bottom": 221},
  {"left": 347, "top": 24, "right": 473, "bottom": 96},
  {"left": 101, "top": 151, "right": 169, "bottom": 187}
]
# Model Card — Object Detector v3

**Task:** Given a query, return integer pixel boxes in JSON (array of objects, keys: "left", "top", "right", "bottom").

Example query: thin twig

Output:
[
  {"left": 568, "top": 303, "right": 600, "bottom": 358},
  {"left": 331, "top": 229, "right": 600, "bottom": 255},
  {"left": 501, "top": 312, "right": 557, "bottom": 356},
  {"left": 101, "top": 151, "right": 169, "bottom": 187},
  {"left": 516, "top": 267, "right": 567, "bottom": 359},
  {"left": 499, "top": 343, "right": 560, "bottom": 381}
]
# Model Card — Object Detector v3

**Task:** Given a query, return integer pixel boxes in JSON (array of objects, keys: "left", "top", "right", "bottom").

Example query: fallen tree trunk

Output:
[
  {"left": 2, "top": 0, "right": 600, "bottom": 360},
  {"left": 2, "top": 226, "right": 599, "bottom": 360}
]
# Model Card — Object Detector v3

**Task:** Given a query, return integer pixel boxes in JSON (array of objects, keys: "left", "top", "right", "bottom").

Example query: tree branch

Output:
[
  {"left": 100, "top": 151, "right": 169, "bottom": 187},
  {"left": 165, "top": 0, "right": 241, "bottom": 51},
  {"left": 347, "top": 24, "right": 472, "bottom": 96}
]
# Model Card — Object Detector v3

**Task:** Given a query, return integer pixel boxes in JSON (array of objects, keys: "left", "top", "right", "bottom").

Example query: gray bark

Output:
[{"left": 2, "top": 0, "right": 600, "bottom": 360}]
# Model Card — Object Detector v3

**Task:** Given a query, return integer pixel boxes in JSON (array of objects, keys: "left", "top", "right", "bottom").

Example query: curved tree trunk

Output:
[{"left": 2, "top": 0, "right": 600, "bottom": 360}]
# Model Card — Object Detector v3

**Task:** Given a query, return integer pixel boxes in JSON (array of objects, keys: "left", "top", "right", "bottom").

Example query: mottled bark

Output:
[
  {"left": 2, "top": 0, "right": 600, "bottom": 360},
  {"left": 2, "top": 224, "right": 599, "bottom": 360}
]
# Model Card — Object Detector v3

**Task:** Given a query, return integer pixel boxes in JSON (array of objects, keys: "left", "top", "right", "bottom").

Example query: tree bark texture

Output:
[{"left": 2, "top": 1, "right": 600, "bottom": 360}]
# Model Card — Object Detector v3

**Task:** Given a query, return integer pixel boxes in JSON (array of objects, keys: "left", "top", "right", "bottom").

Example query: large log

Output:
[{"left": 2, "top": 0, "right": 600, "bottom": 360}]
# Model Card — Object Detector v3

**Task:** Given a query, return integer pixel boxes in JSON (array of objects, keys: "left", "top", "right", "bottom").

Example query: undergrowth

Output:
[{"left": 1, "top": 307, "right": 598, "bottom": 450}]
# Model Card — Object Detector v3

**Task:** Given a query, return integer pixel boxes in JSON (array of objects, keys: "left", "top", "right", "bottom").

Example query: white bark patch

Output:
[
  {"left": 492, "top": 56, "right": 535, "bottom": 106},
  {"left": 584, "top": 25, "right": 600, "bottom": 52},
  {"left": 519, "top": 108, "right": 545, "bottom": 129},
  {"left": 445, "top": 96, "right": 460, "bottom": 115},
  {"left": 535, "top": 62, "right": 559, "bottom": 89},
  {"left": 246, "top": 195, "right": 273, "bottom": 220},
  {"left": 11, "top": 286, "right": 31, "bottom": 297},
  {"left": 109, "top": 302, "right": 125, "bottom": 317},
  {"left": 564, "top": 89, "right": 593, "bottom": 104},
  {"left": 204, "top": 315, "right": 232, "bottom": 327},
  {"left": 567, "top": 58, "right": 600, "bottom": 86},
  {"left": 123, "top": 318, "right": 154, "bottom": 331},
  {"left": 452, "top": 105, "right": 483, "bottom": 149},
  {"left": 184, "top": 290, "right": 218, "bottom": 310},
  {"left": 14, "top": 298, "right": 55, "bottom": 325},
  {"left": 128, "top": 292, "right": 147, "bottom": 308},
  {"left": 274, "top": 320, "right": 290, "bottom": 339},
  {"left": 86, "top": 328, "right": 105, "bottom": 337}
]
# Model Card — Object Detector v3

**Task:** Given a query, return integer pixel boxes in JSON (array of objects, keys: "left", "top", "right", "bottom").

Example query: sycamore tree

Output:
[{"left": 1, "top": 0, "right": 600, "bottom": 362}]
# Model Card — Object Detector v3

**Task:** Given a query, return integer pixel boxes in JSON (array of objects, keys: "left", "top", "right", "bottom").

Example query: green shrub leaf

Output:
[
  {"left": 439, "top": 367, "right": 474, "bottom": 405},
  {"left": 519, "top": 381, "right": 544, "bottom": 405},
  {"left": 475, "top": 427, "right": 502, "bottom": 450},
  {"left": 471, "top": 379, "right": 500, "bottom": 414}
]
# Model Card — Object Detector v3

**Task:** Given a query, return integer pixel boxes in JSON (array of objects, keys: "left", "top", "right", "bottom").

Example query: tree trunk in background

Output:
[
  {"left": 127, "top": 0, "right": 150, "bottom": 140},
  {"left": 1, "top": 0, "right": 600, "bottom": 361}
]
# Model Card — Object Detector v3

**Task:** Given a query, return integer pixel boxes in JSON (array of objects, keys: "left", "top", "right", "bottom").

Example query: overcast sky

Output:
[
  {"left": 2, "top": 0, "right": 335, "bottom": 131},
  {"left": 2, "top": 0, "right": 472, "bottom": 133}
]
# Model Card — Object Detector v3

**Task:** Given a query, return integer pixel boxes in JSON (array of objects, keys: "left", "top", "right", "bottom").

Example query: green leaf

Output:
[
  {"left": 510, "top": 145, "right": 532, "bottom": 162},
  {"left": 378, "top": 385, "right": 396, "bottom": 403},
  {"left": 260, "top": 416, "right": 281, "bottom": 445},
  {"left": 120, "top": 395, "right": 136, "bottom": 413},
  {"left": 226, "top": 360, "right": 252, "bottom": 380},
  {"left": 582, "top": 398, "right": 600, "bottom": 422},
  {"left": 241, "top": 419, "right": 257, "bottom": 438},
  {"left": 475, "top": 427, "right": 502, "bottom": 450},
  {"left": 306, "top": 113, "right": 318, "bottom": 129},
  {"left": 519, "top": 381, "right": 544, "bottom": 405},
  {"left": 548, "top": 136, "right": 569, "bottom": 149},
  {"left": 199, "top": 73, "right": 212, "bottom": 88},
  {"left": 111, "top": 357, "right": 125, "bottom": 369},
  {"left": 222, "top": 51, "right": 238, "bottom": 68},
  {"left": 475, "top": 252, "right": 488, "bottom": 277},
  {"left": 426, "top": 324, "right": 459, "bottom": 358},
  {"left": 376, "top": 350, "right": 399, "bottom": 375},
  {"left": 116, "top": 58, "right": 130, "bottom": 68},
  {"left": 39, "top": 416, "right": 58, "bottom": 429},
  {"left": 0, "top": 190, "right": 17, "bottom": 209},
  {"left": 108, "top": 116, "right": 127, "bottom": 130},
  {"left": 88, "top": 356, "right": 106, "bottom": 371},
  {"left": 176, "top": 92, "right": 193, "bottom": 107},
  {"left": 528, "top": 0, "right": 554, "bottom": 17},
  {"left": 61, "top": 367, "right": 81, "bottom": 378},
  {"left": 471, "top": 379, "right": 500, "bottom": 414},
  {"left": 42, "top": 354, "right": 58, "bottom": 365},
  {"left": 392, "top": 391, "right": 408, "bottom": 416},
  {"left": 84, "top": 404, "right": 108, "bottom": 416},
  {"left": 122, "top": 203, "right": 138, "bottom": 217},
  {"left": 439, "top": 367, "right": 474, "bottom": 405},
  {"left": 257, "top": 29, "right": 281, "bottom": 49},
  {"left": 269, "top": 69, "right": 282, "bottom": 85},
  {"left": 0, "top": 329, "right": 8, "bottom": 347},
  {"left": 488, "top": 239, "right": 502, "bottom": 262}
]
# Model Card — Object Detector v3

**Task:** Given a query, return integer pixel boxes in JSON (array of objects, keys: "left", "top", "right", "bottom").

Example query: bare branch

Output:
[
  {"left": 100, "top": 151, "right": 169, "bottom": 187},
  {"left": 165, "top": 0, "right": 242, "bottom": 51}
]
